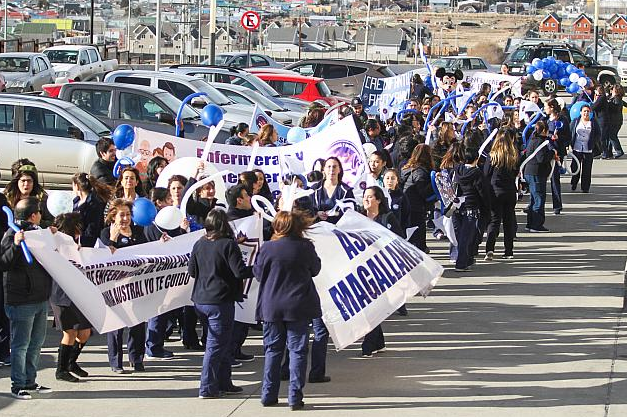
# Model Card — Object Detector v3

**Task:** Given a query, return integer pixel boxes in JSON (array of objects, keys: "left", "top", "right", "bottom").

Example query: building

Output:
[
  {"left": 539, "top": 12, "right": 561, "bottom": 34},
  {"left": 571, "top": 13, "right": 593, "bottom": 40},
  {"left": 353, "top": 27, "right": 409, "bottom": 58},
  {"left": 607, "top": 14, "right": 627, "bottom": 37}
]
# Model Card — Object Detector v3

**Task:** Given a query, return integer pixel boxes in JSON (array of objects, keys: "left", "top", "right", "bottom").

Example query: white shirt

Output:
[{"left": 574, "top": 120, "right": 592, "bottom": 153}]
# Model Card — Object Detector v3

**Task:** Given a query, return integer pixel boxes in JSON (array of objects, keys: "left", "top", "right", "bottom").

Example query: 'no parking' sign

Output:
[{"left": 241, "top": 11, "right": 260, "bottom": 31}]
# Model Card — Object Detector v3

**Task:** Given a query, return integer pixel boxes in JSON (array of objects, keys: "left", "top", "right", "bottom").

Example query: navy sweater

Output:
[{"left": 253, "top": 236, "right": 322, "bottom": 322}]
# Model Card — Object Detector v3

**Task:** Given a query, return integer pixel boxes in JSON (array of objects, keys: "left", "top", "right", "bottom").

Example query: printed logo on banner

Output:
[
  {"left": 328, "top": 139, "right": 365, "bottom": 186},
  {"left": 236, "top": 230, "right": 261, "bottom": 298}
]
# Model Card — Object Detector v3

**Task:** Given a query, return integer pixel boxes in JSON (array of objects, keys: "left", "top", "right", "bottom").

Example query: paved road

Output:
[{"left": 0, "top": 137, "right": 626, "bottom": 416}]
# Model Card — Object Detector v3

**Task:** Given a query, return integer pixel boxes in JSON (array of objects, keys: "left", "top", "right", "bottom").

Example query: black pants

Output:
[
  {"left": 606, "top": 121, "right": 624, "bottom": 155},
  {"left": 571, "top": 151, "right": 593, "bottom": 192},
  {"left": 550, "top": 156, "right": 563, "bottom": 211},
  {"left": 107, "top": 323, "right": 146, "bottom": 368},
  {"left": 407, "top": 210, "right": 427, "bottom": 252},
  {"left": 0, "top": 274, "right": 10, "bottom": 361},
  {"left": 485, "top": 192, "right": 517, "bottom": 256},
  {"left": 361, "top": 325, "right": 385, "bottom": 355}
]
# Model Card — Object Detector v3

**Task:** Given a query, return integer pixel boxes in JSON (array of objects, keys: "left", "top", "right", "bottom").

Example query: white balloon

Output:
[
  {"left": 533, "top": 69, "right": 544, "bottom": 81},
  {"left": 47, "top": 191, "right": 74, "bottom": 217},
  {"left": 569, "top": 73, "right": 580, "bottom": 83},
  {"left": 154, "top": 206, "right": 184, "bottom": 230},
  {"left": 577, "top": 77, "right": 588, "bottom": 87}
]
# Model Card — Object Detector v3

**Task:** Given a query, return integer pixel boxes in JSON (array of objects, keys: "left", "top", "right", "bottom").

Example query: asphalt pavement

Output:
[{"left": 0, "top": 128, "right": 626, "bottom": 417}]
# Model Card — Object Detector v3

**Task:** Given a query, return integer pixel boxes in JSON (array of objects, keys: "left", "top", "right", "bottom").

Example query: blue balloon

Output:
[
  {"left": 200, "top": 104, "right": 224, "bottom": 127},
  {"left": 549, "top": 63, "right": 558, "bottom": 74},
  {"left": 567, "top": 83, "right": 580, "bottom": 94},
  {"left": 527, "top": 65, "right": 537, "bottom": 75},
  {"left": 532, "top": 58, "right": 543, "bottom": 69},
  {"left": 566, "top": 64, "right": 577, "bottom": 74},
  {"left": 557, "top": 67, "right": 566, "bottom": 78},
  {"left": 559, "top": 77, "right": 570, "bottom": 86},
  {"left": 542, "top": 58, "right": 550, "bottom": 66},
  {"left": 576, "top": 69, "right": 586, "bottom": 77},
  {"left": 569, "top": 101, "right": 590, "bottom": 119},
  {"left": 132, "top": 197, "right": 157, "bottom": 227},
  {"left": 286, "top": 126, "right": 307, "bottom": 144},
  {"left": 542, "top": 70, "right": 551, "bottom": 79},
  {"left": 112, "top": 124, "right": 134, "bottom": 150}
]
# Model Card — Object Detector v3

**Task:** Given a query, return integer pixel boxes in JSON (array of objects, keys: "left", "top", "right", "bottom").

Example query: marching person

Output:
[
  {"left": 606, "top": 84, "right": 625, "bottom": 159},
  {"left": 226, "top": 123, "right": 249, "bottom": 146},
  {"left": 100, "top": 199, "right": 148, "bottom": 373},
  {"left": 50, "top": 213, "right": 92, "bottom": 383},
  {"left": 4, "top": 166, "right": 54, "bottom": 227},
  {"left": 254, "top": 209, "right": 321, "bottom": 410},
  {"left": 361, "top": 186, "right": 405, "bottom": 357},
  {"left": 71, "top": 173, "right": 109, "bottom": 248},
  {"left": 570, "top": 104, "right": 601, "bottom": 193},
  {"left": 188, "top": 209, "right": 253, "bottom": 398},
  {"left": 523, "top": 121, "right": 554, "bottom": 233},
  {"left": 310, "top": 157, "right": 355, "bottom": 224},
  {"left": 544, "top": 98, "right": 570, "bottom": 215},
  {"left": 90, "top": 137, "right": 117, "bottom": 186},
  {"left": 1, "top": 197, "right": 53, "bottom": 399}
]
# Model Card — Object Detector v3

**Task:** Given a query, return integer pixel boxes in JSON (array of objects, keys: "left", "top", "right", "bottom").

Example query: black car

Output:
[{"left": 504, "top": 41, "right": 620, "bottom": 94}]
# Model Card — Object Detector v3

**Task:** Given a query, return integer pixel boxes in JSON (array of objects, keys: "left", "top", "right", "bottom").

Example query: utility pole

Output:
[
  {"left": 90, "top": 0, "right": 94, "bottom": 44},
  {"left": 226, "top": 6, "right": 230, "bottom": 52},
  {"left": 155, "top": 0, "right": 161, "bottom": 70},
  {"left": 414, "top": 0, "right": 419, "bottom": 64},
  {"left": 4, "top": 0, "right": 8, "bottom": 40},
  {"left": 298, "top": 14, "right": 302, "bottom": 60},
  {"left": 209, "top": 0, "right": 216, "bottom": 64},
  {"left": 127, "top": 0, "right": 131, "bottom": 50},
  {"left": 197, "top": 0, "right": 202, "bottom": 63},
  {"left": 593, "top": 0, "right": 599, "bottom": 61},
  {"left": 364, "top": 0, "right": 371, "bottom": 61}
]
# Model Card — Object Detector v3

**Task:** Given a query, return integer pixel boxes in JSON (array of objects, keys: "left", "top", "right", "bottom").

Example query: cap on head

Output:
[{"left": 351, "top": 97, "right": 363, "bottom": 107}]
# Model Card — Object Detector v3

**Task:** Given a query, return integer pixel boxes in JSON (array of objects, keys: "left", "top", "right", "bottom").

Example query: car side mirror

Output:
[
  {"left": 67, "top": 126, "right": 84, "bottom": 140},
  {"left": 157, "top": 112, "right": 175, "bottom": 126},
  {"left": 190, "top": 97, "right": 208, "bottom": 109},
  {"left": 264, "top": 110, "right": 273, "bottom": 117},
  {"left": 80, "top": 59, "right": 87, "bottom": 65}
]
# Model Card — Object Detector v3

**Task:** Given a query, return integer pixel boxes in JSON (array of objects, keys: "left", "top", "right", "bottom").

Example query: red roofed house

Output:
[
  {"left": 607, "top": 14, "right": 627, "bottom": 36},
  {"left": 572, "top": 13, "right": 593, "bottom": 40},
  {"left": 539, "top": 12, "right": 561, "bottom": 34}
]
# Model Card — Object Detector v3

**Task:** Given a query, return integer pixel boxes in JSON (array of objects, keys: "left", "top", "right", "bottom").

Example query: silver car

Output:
[{"left": 0, "top": 52, "right": 55, "bottom": 92}]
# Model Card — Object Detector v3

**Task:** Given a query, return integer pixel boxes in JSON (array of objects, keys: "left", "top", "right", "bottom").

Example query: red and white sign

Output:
[{"left": 241, "top": 10, "right": 260, "bottom": 31}]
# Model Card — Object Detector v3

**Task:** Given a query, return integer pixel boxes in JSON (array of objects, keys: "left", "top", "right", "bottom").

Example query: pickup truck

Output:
[{"left": 43, "top": 45, "right": 118, "bottom": 83}]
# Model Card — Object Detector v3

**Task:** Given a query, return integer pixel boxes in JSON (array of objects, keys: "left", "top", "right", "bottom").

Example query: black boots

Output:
[
  {"left": 68, "top": 342, "right": 88, "bottom": 377},
  {"left": 56, "top": 344, "right": 79, "bottom": 382}
]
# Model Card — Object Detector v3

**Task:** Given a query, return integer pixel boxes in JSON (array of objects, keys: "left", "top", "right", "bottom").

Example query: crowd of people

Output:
[{"left": 0, "top": 74, "right": 620, "bottom": 408}]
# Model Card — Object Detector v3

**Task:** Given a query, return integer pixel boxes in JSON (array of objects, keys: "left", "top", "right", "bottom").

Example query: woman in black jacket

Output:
[
  {"left": 544, "top": 98, "right": 571, "bottom": 215},
  {"left": 188, "top": 209, "right": 253, "bottom": 398},
  {"left": 71, "top": 172, "right": 109, "bottom": 247},
  {"left": 570, "top": 104, "right": 601, "bottom": 193},
  {"left": 523, "top": 121, "right": 555, "bottom": 233},
  {"left": 592, "top": 85, "right": 610, "bottom": 159},
  {"left": 310, "top": 157, "right": 355, "bottom": 224},
  {"left": 606, "top": 84, "right": 625, "bottom": 158},
  {"left": 100, "top": 199, "right": 148, "bottom": 373},
  {"left": 483, "top": 129, "right": 519, "bottom": 260},
  {"left": 401, "top": 144, "right": 434, "bottom": 252}
]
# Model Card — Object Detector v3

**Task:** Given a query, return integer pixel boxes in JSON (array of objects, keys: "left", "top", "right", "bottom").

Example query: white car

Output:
[{"left": 43, "top": 45, "right": 118, "bottom": 82}]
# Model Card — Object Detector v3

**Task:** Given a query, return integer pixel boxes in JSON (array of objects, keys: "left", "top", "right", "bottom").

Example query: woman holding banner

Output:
[
  {"left": 310, "top": 157, "right": 355, "bottom": 224},
  {"left": 188, "top": 209, "right": 253, "bottom": 398},
  {"left": 361, "top": 186, "right": 405, "bottom": 357},
  {"left": 100, "top": 199, "right": 148, "bottom": 373},
  {"left": 254, "top": 209, "right": 321, "bottom": 410}
]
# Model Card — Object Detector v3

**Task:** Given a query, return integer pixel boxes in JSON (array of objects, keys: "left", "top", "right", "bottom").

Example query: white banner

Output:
[
  {"left": 248, "top": 105, "right": 340, "bottom": 144},
  {"left": 308, "top": 210, "right": 443, "bottom": 350},
  {"left": 25, "top": 215, "right": 262, "bottom": 333},
  {"left": 463, "top": 71, "right": 522, "bottom": 97},
  {"left": 135, "top": 115, "right": 367, "bottom": 200}
]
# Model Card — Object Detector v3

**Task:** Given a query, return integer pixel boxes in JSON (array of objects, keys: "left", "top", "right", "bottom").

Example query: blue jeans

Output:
[
  {"left": 281, "top": 317, "right": 329, "bottom": 380},
  {"left": 262, "top": 320, "right": 310, "bottom": 406},
  {"left": 146, "top": 312, "right": 170, "bottom": 356},
  {"left": 5, "top": 301, "right": 48, "bottom": 389},
  {"left": 452, "top": 210, "right": 479, "bottom": 269},
  {"left": 195, "top": 302, "right": 234, "bottom": 396},
  {"left": 524, "top": 174, "right": 547, "bottom": 229}
]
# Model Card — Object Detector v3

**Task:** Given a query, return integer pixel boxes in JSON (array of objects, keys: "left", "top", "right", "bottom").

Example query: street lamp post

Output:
[
  {"left": 90, "top": 0, "right": 94, "bottom": 44},
  {"left": 155, "top": 0, "right": 161, "bottom": 70},
  {"left": 364, "top": 0, "right": 371, "bottom": 61},
  {"left": 127, "top": 0, "right": 131, "bottom": 50},
  {"left": 593, "top": 0, "right": 599, "bottom": 61},
  {"left": 209, "top": 0, "right": 216, "bottom": 65}
]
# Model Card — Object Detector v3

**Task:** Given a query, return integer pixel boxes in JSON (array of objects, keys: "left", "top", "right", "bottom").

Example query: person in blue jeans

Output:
[
  {"left": 523, "top": 121, "right": 555, "bottom": 233},
  {"left": 1, "top": 197, "right": 53, "bottom": 400},
  {"left": 254, "top": 210, "right": 322, "bottom": 411},
  {"left": 188, "top": 209, "right": 253, "bottom": 398}
]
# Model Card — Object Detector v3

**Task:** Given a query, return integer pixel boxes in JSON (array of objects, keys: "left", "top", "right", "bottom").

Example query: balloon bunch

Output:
[
  {"left": 526, "top": 57, "right": 591, "bottom": 94},
  {"left": 112, "top": 124, "right": 137, "bottom": 178}
]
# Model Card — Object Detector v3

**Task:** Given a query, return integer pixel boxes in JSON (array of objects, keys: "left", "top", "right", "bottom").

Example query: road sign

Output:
[{"left": 241, "top": 11, "right": 260, "bottom": 31}]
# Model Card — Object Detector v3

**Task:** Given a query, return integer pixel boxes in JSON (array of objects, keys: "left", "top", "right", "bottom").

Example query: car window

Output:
[
  {"left": 119, "top": 92, "right": 168, "bottom": 122},
  {"left": 87, "top": 49, "right": 99, "bottom": 63},
  {"left": 553, "top": 49, "right": 571, "bottom": 62},
  {"left": 24, "top": 106, "right": 74, "bottom": 137},
  {"left": 69, "top": 89, "right": 111, "bottom": 118},
  {"left": 0, "top": 104, "right": 15, "bottom": 131},
  {"left": 78, "top": 50, "right": 89, "bottom": 65},
  {"left": 316, "top": 81, "right": 331, "bottom": 97},
  {"left": 114, "top": 76, "right": 151, "bottom": 86},
  {"left": 469, "top": 58, "right": 486, "bottom": 70},
  {"left": 158, "top": 79, "right": 195, "bottom": 101},
  {"left": 536, "top": 48, "right": 551, "bottom": 59},
  {"left": 268, "top": 80, "right": 306, "bottom": 96},
  {"left": 44, "top": 50, "right": 78, "bottom": 64},
  {"left": 291, "top": 64, "right": 316, "bottom": 76},
  {"left": 321, "top": 64, "right": 349, "bottom": 79},
  {"left": 32, "top": 59, "right": 41, "bottom": 73},
  {"left": 510, "top": 48, "right": 531, "bottom": 61},
  {"left": 460, "top": 59, "right": 470, "bottom": 70},
  {"left": 348, "top": 66, "right": 368, "bottom": 76},
  {"left": 231, "top": 55, "right": 248, "bottom": 67},
  {"left": 229, "top": 75, "right": 257, "bottom": 90},
  {"left": 190, "top": 72, "right": 215, "bottom": 83},
  {"left": 219, "top": 89, "right": 251, "bottom": 105},
  {"left": 251, "top": 55, "right": 269, "bottom": 67},
  {"left": 36, "top": 57, "right": 49, "bottom": 71},
  {"left": 571, "top": 50, "right": 590, "bottom": 65},
  {"left": 214, "top": 55, "right": 229, "bottom": 65}
]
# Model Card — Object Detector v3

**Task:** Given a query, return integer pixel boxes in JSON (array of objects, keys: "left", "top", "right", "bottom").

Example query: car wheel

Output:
[
  {"left": 542, "top": 79, "right": 557, "bottom": 95},
  {"left": 600, "top": 75, "right": 614, "bottom": 90}
]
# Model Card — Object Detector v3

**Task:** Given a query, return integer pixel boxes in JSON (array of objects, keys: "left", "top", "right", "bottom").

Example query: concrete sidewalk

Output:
[{"left": 0, "top": 144, "right": 626, "bottom": 417}]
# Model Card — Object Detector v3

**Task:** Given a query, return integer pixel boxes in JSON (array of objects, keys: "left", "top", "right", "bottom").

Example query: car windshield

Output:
[
  {"left": 189, "top": 79, "right": 234, "bottom": 106},
  {"left": 378, "top": 66, "right": 396, "bottom": 77},
  {"left": 68, "top": 105, "right": 112, "bottom": 135},
  {"left": 317, "top": 80, "right": 332, "bottom": 97},
  {"left": 44, "top": 50, "right": 78, "bottom": 64},
  {"left": 155, "top": 92, "right": 200, "bottom": 120},
  {"left": 509, "top": 48, "right": 531, "bottom": 62},
  {"left": 431, "top": 58, "right": 456, "bottom": 69},
  {"left": 246, "top": 89, "right": 284, "bottom": 111},
  {"left": 215, "top": 55, "right": 230, "bottom": 65},
  {"left": 233, "top": 74, "right": 282, "bottom": 97},
  {"left": 0, "top": 57, "right": 30, "bottom": 72}
]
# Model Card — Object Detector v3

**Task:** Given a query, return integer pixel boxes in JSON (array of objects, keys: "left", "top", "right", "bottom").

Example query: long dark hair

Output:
[
  {"left": 322, "top": 156, "right": 344, "bottom": 183},
  {"left": 72, "top": 172, "right": 111, "bottom": 203},
  {"left": 5, "top": 169, "right": 46, "bottom": 208},
  {"left": 403, "top": 144, "right": 434, "bottom": 171},
  {"left": 147, "top": 156, "right": 168, "bottom": 185},
  {"left": 365, "top": 185, "right": 389, "bottom": 215},
  {"left": 114, "top": 167, "right": 145, "bottom": 198},
  {"left": 253, "top": 168, "right": 273, "bottom": 200},
  {"left": 204, "top": 209, "right": 234, "bottom": 240}
]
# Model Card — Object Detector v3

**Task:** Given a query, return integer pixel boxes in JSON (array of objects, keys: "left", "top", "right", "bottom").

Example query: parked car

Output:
[
  {"left": 56, "top": 82, "right": 224, "bottom": 142},
  {"left": 503, "top": 41, "right": 620, "bottom": 94},
  {"left": 253, "top": 72, "right": 347, "bottom": 106},
  {"left": 0, "top": 52, "right": 53, "bottom": 92},
  {"left": 213, "top": 83, "right": 303, "bottom": 126},
  {"left": 43, "top": 45, "right": 119, "bottom": 82},
  {"left": 206, "top": 52, "right": 282, "bottom": 68},
  {"left": 161, "top": 65, "right": 309, "bottom": 113},
  {"left": 0, "top": 94, "right": 111, "bottom": 187},
  {"left": 282, "top": 59, "right": 395, "bottom": 97},
  {"left": 429, "top": 56, "right": 496, "bottom": 73},
  {"left": 103, "top": 70, "right": 250, "bottom": 130}
]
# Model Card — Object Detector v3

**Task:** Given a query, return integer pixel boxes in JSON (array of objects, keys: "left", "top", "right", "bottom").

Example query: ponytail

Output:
[{"left": 72, "top": 172, "right": 112, "bottom": 203}]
